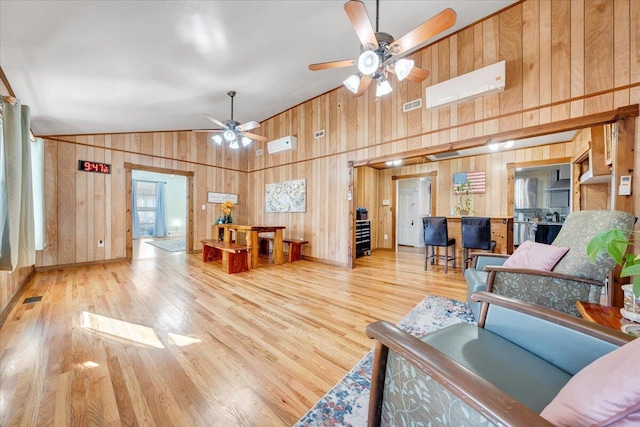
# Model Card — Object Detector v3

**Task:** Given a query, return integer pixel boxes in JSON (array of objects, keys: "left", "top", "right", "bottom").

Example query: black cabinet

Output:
[
  {"left": 535, "top": 224, "right": 562, "bottom": 245},
  {"left": 356, "top": 220, "right": 371, "bottom": 257}
]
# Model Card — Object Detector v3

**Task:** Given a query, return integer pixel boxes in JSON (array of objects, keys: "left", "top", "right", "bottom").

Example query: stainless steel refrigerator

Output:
[{"left": 514, "top": 178, "right": 537, "bottom": 209}]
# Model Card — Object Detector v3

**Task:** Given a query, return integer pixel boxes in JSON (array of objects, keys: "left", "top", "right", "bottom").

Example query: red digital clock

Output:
[{"left": 78, "top": 160, "right": 111, "bottom": 174}]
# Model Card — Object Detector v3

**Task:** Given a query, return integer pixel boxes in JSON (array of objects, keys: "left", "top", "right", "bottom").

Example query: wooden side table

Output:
[{"left": 576, "top": 301, "right": 625, "bottom": 330}]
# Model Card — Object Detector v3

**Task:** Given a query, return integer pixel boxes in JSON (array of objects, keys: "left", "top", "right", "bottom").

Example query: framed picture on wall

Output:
[{"left": 208, "top": 192, "right": 238, "bottom": 204}]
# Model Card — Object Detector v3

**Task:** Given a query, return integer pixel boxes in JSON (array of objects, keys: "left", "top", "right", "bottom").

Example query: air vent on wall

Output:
[
  {"left": 314, "top": 130, "right": 325, "bottom": 139},
  {"left": 403, "top": 98, "right": 422, "bottom": 112},
  {"left": 431, "top": 151, "right": 461, "bottom": 159}
]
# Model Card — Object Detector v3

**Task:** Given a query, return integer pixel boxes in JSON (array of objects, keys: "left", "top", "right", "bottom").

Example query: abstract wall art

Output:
[{"left": 265, "top": 179, "right": 306, "bottom": 212}]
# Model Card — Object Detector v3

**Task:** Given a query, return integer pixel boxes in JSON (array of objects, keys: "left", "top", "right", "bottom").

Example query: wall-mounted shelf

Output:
[{"left": 573, "top": 125, "right": 612, "bottom": 185}]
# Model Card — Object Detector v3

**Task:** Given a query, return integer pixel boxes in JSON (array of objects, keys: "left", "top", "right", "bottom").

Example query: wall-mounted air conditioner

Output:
[
  {"left": 267, "top": 135, "right": 297, "bottom": 154},
  {"left": 426, "top": 60, "right": 506, "bottom": 109}
]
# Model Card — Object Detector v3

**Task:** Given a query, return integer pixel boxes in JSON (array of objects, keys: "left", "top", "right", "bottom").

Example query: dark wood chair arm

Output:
[
  {"left": 366, "top": 320, "right": 554, "bottom": 427},
  {"left": 469, "top": 252, "right": 510, "bottom": 260},
  {"left": 471, "top": 292, "right": 633, "bottom": 346},
  {"left": 483, "top": 265, "right": 605, "bottom": 287}
]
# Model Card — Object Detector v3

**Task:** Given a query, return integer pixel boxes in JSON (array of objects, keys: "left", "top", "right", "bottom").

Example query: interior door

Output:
[{"left": 398, "top": 182, "right": 420, "bottom": 246}]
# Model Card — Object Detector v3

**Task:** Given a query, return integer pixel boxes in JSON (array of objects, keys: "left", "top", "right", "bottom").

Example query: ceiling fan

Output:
[
  {"left": 309, "top": 0, "right": 456, "bottom": 97},
  {"left": 194, "top": 91, "right": 267, "bottom": 149}
]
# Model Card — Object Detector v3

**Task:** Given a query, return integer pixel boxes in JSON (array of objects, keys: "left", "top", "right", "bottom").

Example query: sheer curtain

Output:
[
  {"left": 155, "top": 181, "right": 167, "bottom": 237},
  {"left": 31, "top": 138, "right": 45, "bottom": 250},
  {"left": 0, "top": 112, "right": 7, "bottom": 262},
  {"left": 132, "top": 179, "right": 139, "bottom": 239},
  {"left": 0, "top": 96, "right": 35, "bottom": 270}
]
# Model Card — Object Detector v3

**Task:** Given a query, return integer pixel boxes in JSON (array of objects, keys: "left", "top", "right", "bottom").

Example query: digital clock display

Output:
[{"left": 78, "top": 160, "right": 111, "bottom": 174}]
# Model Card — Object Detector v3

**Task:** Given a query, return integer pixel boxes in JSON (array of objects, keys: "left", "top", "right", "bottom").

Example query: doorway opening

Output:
[
  {"left": 396, "top": 177, "right": 432, "bottom": 251},
  {"left": 131, "top": 170, "right": 188, "bottom": 260},
  {"left": 124, "top": 163, "right": 194, "bottom": 261},
  {"left": 513, "top": 162, "right": 572, "bottom": 247}
]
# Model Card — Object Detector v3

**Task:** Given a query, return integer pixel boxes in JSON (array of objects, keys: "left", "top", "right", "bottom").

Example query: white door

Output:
[{"left": 398, "top": 182, "right": 420, "bottom": 246}]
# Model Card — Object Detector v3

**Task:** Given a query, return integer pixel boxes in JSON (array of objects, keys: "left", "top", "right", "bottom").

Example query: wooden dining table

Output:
[{"left": 212, "top": 224, "right": 286, "bottom": 269}]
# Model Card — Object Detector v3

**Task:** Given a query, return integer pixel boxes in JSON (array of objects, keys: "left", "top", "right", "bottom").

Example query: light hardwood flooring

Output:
[{"left": 0, "top": 249, "right": 467, "bottom": 426}]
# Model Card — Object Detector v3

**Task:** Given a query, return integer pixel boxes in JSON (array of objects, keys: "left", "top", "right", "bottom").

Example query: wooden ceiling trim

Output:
[{"left": 353, "top": 104, "right": 639, "bottom": 168}]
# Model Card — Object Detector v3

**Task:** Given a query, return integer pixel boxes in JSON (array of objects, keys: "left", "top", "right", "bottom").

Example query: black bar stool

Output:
[
  {"left": 423, "top": 216, "right": 456, "bottom": 273},
  {"left": 461, "top": 216, "right": 496, "bottom": 272}
]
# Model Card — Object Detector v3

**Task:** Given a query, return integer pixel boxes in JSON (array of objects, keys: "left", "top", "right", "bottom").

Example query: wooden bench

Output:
[
  {"left": 258, "top": 235, "right": 309, "bottom": 262},
  {"left": 201, "top": 239, "right": 251, "bottom": 274}
]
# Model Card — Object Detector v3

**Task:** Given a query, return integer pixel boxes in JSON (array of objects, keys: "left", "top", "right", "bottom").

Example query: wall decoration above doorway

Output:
[{"left": 265, "top": 179, "right": 306, "bottom": 213}]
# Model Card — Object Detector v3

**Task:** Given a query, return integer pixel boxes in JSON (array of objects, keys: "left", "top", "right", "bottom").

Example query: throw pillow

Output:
[
  {"left": 502, "top": 240, "right": 569, "bottom": 271},
  {"left": 541, "top": 336, "right": 640, "bottom": 426}
]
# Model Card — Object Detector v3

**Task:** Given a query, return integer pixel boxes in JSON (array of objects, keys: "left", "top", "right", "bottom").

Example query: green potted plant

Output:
[
  {"left": 454, "top": 181, "right": 476, "bottom": 215},
  {"left": 588, "top": 228, "right": 640, "bottom": 320}
]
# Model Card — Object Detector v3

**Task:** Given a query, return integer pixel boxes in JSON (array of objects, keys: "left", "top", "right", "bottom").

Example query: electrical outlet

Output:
[
  {"left": 98, "top": 239, "right": 104, "bottom": 247},
  {"left": 384, "top": 234, "right": 388, "bottom": 240}
]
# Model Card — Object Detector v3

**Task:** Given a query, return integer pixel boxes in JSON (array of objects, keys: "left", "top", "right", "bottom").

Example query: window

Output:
[{"left": 135, "top": 180, "right": 158, "bottom": 237}]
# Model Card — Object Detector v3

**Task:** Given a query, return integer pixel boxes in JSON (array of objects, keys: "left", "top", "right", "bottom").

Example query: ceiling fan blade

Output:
[
  {"left": 309, "top": 59, "right": 356, "bottom": 71},
  {"left": 243, "top": 131, "right": 268, "bottom": 142},
  {"left": 355, "top": 75, "right": 372, "bottom": 97},
  {"left": 405, "top": 66, "right": 430, "bottom": 83},
  {"left": 237, "top": 120, "right": 260, "bottom": 132},
  {"left": 391, "top": 8, "right": 457, "bottom": 56},
  {"left": 193, "top": 129, "right": 223, "bottom": 133},
  {"left": 203, "top": 114, "right": 226, "bottom": 128},
  {"left": 344, "top": 0, "right": 378, "bottom": 49},
  {"left": 390, "top": 66, "right": 430, "bottom": 83}
]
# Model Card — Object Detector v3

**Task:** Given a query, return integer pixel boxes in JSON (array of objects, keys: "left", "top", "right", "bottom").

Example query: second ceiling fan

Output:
[
  {"left": 309, "top": 0, "right": 456, "bottom": 97},
  {"left": 194, "top": 91, "right": 267, "bottom": 149}
]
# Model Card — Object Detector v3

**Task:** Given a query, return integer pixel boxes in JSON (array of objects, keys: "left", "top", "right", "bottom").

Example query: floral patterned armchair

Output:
[
  {"left": 366, "top": 292, "right": 632, "bottom": 426},
  {"left": 485, "top": 210, "right": 636, "bottom": 316}
]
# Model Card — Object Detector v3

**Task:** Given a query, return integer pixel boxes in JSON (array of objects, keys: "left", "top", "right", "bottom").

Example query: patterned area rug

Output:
[
  {"left": 145, "top": 239, "right": 186, "bottom": 252},
  {"left": 295, "top": 296, "right": 475, "bottom": 427}
]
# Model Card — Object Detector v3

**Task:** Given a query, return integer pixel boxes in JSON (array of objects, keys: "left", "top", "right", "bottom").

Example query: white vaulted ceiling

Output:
[{"left": 0, "top": 0, "right": 516, "bottom": 136}]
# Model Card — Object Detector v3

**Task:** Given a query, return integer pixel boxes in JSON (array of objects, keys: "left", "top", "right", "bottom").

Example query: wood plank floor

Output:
[{"left": 0, "top": 249, "right": 467, "bottom": 426}]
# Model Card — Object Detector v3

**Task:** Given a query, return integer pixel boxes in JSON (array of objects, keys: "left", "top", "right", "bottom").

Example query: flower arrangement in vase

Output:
[
  {"left": 454, "top": 181, "right": 476, "bottom": 216},
  {"left": 217, "top": 200, "right": 235, "bottom": 224}
]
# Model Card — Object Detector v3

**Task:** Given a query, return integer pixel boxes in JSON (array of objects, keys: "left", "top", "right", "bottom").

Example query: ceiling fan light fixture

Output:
[
  {"left": 241, "top": 136, "right": 252, "bottom": 147},
  {"left": 223, "top": 129, "right": 236, "bottom": 142},
  {"left": 358, "top": 50, "right": 380, "bottom": 75},
  {"left": 212, "top": 134, "right": 223, "bottom": 145},
  {"left": 376, "top": 78, "right": 393, "bottom": 97},
  {"left": 343, "top": 73, "right": 361, "bottom": 93},
  {"left": 229, "top": 140, "right": 240, "bottom": 150},
  {"left": 395, "top": 58, "right": 414, "bottom": 81}
]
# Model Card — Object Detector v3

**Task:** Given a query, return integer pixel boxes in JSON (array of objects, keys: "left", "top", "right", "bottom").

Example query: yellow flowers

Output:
[{"left": 221, "top": 200, "right": 235, "bottom": 216}]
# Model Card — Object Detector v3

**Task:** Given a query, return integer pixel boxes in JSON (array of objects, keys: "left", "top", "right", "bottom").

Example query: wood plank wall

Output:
[
  {"left": 37, "top": 133, "right": 247, "bottom": 267},
  {"left": 246, "top": 0, "right": 639, "bottom": 263}
]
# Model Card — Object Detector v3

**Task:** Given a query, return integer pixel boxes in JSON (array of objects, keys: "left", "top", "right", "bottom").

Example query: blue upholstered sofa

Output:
[{"left": 366, "top": 291, "right": 634, "bottom": 426}]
